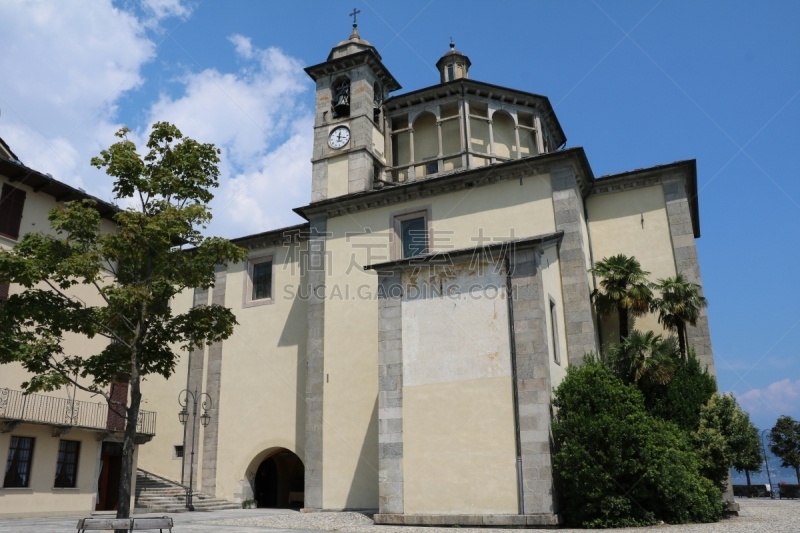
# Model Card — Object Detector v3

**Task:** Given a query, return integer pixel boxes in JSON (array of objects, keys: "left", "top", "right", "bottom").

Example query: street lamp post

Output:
[
  {"left": 761, "top": 428, "right": 774, "bottom": 499},
  {"left": 178, "top": 389, "right": 212, "bottom": 511}
]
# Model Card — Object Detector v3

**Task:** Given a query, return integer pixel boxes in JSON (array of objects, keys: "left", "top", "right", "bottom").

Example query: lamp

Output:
[
  {"left": 200, "top": 411, "right": 210, "bottom": 428},
  {"left": 178, "top": 408, "right": 188, "bottom": 425}
]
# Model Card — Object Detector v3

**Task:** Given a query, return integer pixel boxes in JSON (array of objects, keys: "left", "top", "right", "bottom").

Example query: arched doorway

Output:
[{"left": 253, "top": 449, "right": 304, "bottom": 509}]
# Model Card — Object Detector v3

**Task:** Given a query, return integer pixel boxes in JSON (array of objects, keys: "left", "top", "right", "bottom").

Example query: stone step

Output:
[{"left": 135, "top": 471, "right": 239, "bottom": 512}]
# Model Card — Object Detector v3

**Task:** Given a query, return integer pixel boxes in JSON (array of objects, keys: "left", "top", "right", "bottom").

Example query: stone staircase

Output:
[{"left": 135, "top": 469, "right": 240, "bottom": 513}]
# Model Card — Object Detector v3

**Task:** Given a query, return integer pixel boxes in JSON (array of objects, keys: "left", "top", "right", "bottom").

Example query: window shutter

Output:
[
  {"left": 0, "top": 183, "right": 26, "bottom": 240},
  {"left": 0, "top": 283, "right": 8, "bottom": 302}
]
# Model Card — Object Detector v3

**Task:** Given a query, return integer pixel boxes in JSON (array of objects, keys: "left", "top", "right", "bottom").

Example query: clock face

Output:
[{"left": 328, "top": 126, "right": 350, "bottom": 149}]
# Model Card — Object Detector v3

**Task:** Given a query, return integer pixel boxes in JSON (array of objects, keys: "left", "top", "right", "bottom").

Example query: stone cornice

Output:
[
  {"left": 384, "top": 79, "right": 566, "bottom": 149},
  {"left": 364, "top": 231, "right": 564, "bottom": 272},
  {"left": 590, "top": 159, "right": 700, "bottom": 238},
  {"left": 304, "top": 49, "right": 401, "bottom": 92},
  {"left": 228, "top": 222, "right": 310, "bottom": 251},
  {"left": 294, "top": 148, "right": 594, "bottom": 221}
]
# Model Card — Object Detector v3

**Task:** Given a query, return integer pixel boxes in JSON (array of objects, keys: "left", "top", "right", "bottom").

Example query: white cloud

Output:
[
  {"left": 0, "top": 0, "right": 155, "bottom": 197},
  {"left": 142, "top": 0, "right": 191, "bottom": 20},
  {"left": 738, "top": 379, "right": 800, "bottom": 417},
  {"left": 0, "top": 2, "right": 312, "bottom": 237},
  {"left": 139, "top": 37, "right": 313, "bottom": 237}
]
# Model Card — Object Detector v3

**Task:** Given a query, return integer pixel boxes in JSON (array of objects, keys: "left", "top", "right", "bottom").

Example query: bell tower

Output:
[{"left": 304, "top": 16, "right": 401, "bottom": 201}]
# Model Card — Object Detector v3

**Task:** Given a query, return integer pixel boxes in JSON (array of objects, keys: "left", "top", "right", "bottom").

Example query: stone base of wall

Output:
[{"left": 374, "top": 513, "right": 562, "bottom": 528}]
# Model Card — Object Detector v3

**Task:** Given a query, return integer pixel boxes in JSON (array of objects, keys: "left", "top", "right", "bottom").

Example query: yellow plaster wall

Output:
[
  {"left": 327, "top": 154, "right": 350, "bottom": 198},
  {"left": 322, "top": 174, "right": 554, "bottom": 509},
  {"left": 0, "top": 425, "right": 101, "bottom": 518},
  {"left": 586, "top": 185, "right": 677, "bottom": 343},
  {"left": 413, "top": 113, "right": 438, "bottom": 162},
  {"left": 492, "top": 112, "right": 516, "bottom": 159},
  {"left": 214, "top": 242, "right": 308, "bottom": 502},
  {"left": 372, "top": 126, "right": 385, "bottom": 162},
  {"left": 0, "top": 176, "right": 116, "bottom": 404},
  {"left": 136, "top": 286, "right": 196, "bottom": 484},
  {"left": 403, "top": 377, "right": 518, "bottom": 514},
  {"left": 541, "top": 246, "right": 568, "bottom": 389}
]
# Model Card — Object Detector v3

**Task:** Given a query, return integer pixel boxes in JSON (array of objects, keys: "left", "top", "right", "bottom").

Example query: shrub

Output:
[
  {"left": 640, "top": 351, "right": 716, "bottom": 432},
  {"left": 552, "top": 362, "right": 722, "bottom": 528}
]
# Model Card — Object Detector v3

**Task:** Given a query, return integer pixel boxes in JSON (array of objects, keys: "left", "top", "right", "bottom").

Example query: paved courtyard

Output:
[{"left": 1, "top": 499, "right": 797, "bottom": 532}]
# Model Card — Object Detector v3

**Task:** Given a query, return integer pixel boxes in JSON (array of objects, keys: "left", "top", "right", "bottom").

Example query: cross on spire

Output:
[{"left": 350, "top": 7, "right": 361, "bottom": 27}]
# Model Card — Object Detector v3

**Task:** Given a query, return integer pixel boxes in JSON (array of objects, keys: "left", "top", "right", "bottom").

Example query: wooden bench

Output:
[{"left": 77, "top": 516, "right": 173, "bottom": 532}]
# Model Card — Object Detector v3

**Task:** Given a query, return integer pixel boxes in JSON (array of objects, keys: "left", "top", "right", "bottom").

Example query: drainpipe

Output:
[{"left": 504, "top": 254, "right": 525, "bottom": 515}]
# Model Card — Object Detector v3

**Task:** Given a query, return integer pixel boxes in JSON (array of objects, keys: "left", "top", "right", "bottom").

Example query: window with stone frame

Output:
[
  {"left": 3, "top": 436, "right": 35, "bottom": 488},
  {"left": 243, "top": 255, "right": 274, "bottom": 308},
  {"left": 54, "top": 440, "right": 80, "bottom": 488},
  {"left": 393, "top": 209, "right": 430, "bottom": 259},
  {"left": 550, "top": 298, "right": 561, "bottom": 365}
]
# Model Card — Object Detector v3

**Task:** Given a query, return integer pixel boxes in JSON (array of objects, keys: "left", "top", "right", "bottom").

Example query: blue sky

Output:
[{"left": 1, "top": 1, "right": 799, "bottom": 480}]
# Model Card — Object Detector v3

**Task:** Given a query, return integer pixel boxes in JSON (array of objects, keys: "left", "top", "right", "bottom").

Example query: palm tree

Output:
[
  {"left": 589, "top": 255, "right": 653, "bottom": 340},
  {"left": 651, "top": 274, "right": 707, "bottom": 359},
  {"left": 605, "top": 330, "right": 677, "bottom": 386}
]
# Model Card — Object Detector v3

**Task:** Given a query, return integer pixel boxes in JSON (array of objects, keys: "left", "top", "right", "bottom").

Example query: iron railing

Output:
[{"left": 0, "top": 388, "right": 156, "bottom": 436}]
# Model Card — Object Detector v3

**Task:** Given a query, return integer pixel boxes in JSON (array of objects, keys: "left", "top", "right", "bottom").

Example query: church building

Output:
[
  {"left": 136, "top": 23, "right": 715, "bottom": 526},
  {"left": 0, "top": 22, "right": 716, "bottom": 525}
]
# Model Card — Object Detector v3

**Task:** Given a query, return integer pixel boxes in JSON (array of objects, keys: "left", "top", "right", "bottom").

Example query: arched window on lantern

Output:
[
  {"left": 332, "top": 77, "right": 350, "bottom": 119},
  {"left": 373, "top": 82, "right": 383, "bottom": 127}
]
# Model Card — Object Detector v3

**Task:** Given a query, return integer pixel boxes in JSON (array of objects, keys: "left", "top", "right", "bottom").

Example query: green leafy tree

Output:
[
  {"left": 603, "top": 329, "right": 677, "bottom": 386},
  {"left": 552, "top": 362, "right": 722, "bottom": 527},
  {"left": 734, "top": 423, "right": 763, "bottom": 489},
  {"left": 0, "top": 123, "right": 247, "bottom": 520},
  {"left": 589, "top": 254, "right": 653, "bottom": 340},
  {"left": 692, "top": 394, "right": 761, "bottom": 489},
  {"left": 769, "top": 416, "right": 800, "bottom": 484},
  {"left": 640, "top": 349, "right": 717, "bottom": 432},
  {"left": 651, "top": 274, "right": 708, "bottom": 359}
]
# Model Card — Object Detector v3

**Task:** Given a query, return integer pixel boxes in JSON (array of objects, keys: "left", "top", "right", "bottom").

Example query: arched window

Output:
[
  {"left": 492, "top": 111, "right": 516, "bottom": 160},
  {"left": 373, "top": 82, "right": 382, "bottom": 126},
  {"left": 413, "top": 112, "right": 438, "bottom": 176},
  {"left": 332, "top": 77, "right": 350, "bottom": 119}
]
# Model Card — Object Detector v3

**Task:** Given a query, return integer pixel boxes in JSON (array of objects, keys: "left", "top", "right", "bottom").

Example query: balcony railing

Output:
[{"left": 0, "top": 388, "right": 156, "bottom": 436}]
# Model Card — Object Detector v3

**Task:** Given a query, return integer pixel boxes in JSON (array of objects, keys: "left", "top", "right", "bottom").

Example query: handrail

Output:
[
  {"left": 0, "top": 387, "right": 156, "bottom": 436},
  {"left": 136, "top": 467, "right": 189, "bottom": 490}
]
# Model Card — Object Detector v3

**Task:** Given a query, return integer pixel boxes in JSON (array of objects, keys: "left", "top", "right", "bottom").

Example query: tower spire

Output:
[{"left": 349, "top": 7, "right": 361, "bottom": 39}]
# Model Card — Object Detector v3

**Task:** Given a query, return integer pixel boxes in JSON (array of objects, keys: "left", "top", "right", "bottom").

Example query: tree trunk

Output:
[
  {"left": 116, "top": 363, "right": 141, "bottom": 522},
  {"left": 677, "top": 322, "right": 686, "bottom": 359},
  {"left": 795, "top": 465, "right": 800, "bottom": 486},
  {"left": 618, "top": 304, "right": 629, "bottom": 340},
  {"left": 745, "top": 469, "right": 751, "bottom": 488}
]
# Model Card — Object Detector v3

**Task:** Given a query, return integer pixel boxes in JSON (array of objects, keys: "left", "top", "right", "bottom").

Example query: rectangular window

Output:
[
  {"left": 0, "top": 183, "right": 26, "bottom": 240},
  {"left": 3, "top": 436, "right": 34, "bottom": 488},
  {"left": 174, "top": 445, "right": 184, "bottom": 459},
  {"left": 446, "top": 63, "right": 454, "bottom": 81},
  {"left": 550, "top": 299, "right": 561, "bottom": 365},
  {"left": 54, "top": 440, "right": 80, "bottom": 488},
  {"left": 252, "top": 261, "right": 272, "bottom": 300},
  {"left": 244, "top": 255, "right": 274, "bottom": 308},
  {"left": 0, "top": 282, "right": 8, "bottom": 303},
  {"left": 400, "top": 217, "right": 427, "bottom": 258}
]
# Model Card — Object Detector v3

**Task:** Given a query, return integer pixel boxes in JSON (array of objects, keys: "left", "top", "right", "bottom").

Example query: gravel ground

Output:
[{"left": 199, "top": 498, "right": 800, "bottom": 532}]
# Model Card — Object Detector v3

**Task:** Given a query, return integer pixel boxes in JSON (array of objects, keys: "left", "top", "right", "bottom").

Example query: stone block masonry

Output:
[
  {"left": 508, "top": 248, "right": 559, "bottom": 517},
  {"left": 201, "top": 264, "right": 227, "bottom": 496},
  {"left": 376, "top": 272, "right": 404, "bottom": 515},
  {"left": 183, "top": 286, "right": 208, "bottom": 488},
  {"left": 550, "top": 165, "right": 597, "bottom": 364},
  {"left": 663, "top": 178, "right": 716, "bottom": 376},
  {"left": 303, "top": 217, "right": 327, "bottom": 510}
]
